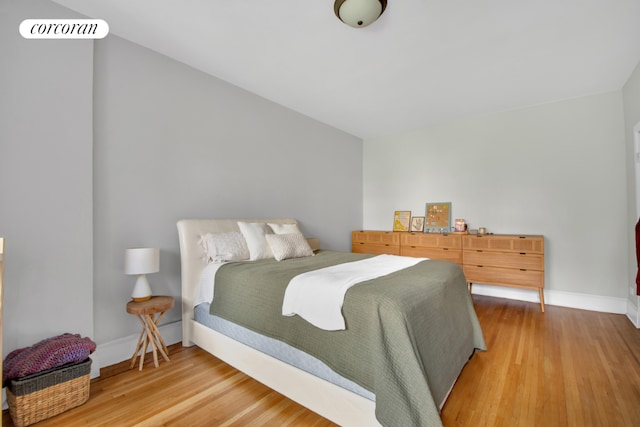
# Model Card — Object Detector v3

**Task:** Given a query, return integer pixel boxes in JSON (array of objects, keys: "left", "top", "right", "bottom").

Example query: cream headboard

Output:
[{"left": 176, "top": 218, "right": 314, "bottom": 344}]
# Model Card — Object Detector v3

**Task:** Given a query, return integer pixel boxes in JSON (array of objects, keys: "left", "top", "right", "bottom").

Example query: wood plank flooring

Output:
[
  {"left": 3, "top": 295, "right": 640, "bottom": 426},
  {"left": 441, "top": 295, "right": 640, "bottom": 427}
]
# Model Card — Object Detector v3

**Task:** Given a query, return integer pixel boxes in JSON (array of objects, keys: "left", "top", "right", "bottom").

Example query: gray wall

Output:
[
  {"left": 0, "top": 0, "right": 94, "bottom": 353},
  {"left": 1, "top": 0, "right": 362, "bottom": 353},
  {"left": 363, "top": 92, "right": 628, "bottom": 300},
  {"left": 623, "top": 60, "right": 640, "bottom": 307},
  {"left": 92, "top": 35, "right": 363, "bottom": 343}
]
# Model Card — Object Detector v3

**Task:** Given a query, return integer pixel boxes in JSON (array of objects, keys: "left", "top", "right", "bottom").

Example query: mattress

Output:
[{"left": 194, "top": 303, "right": 375, "bottom": 400}]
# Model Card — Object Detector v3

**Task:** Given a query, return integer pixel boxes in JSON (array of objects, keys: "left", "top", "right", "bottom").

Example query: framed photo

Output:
[
  {"left": 425, "top": 202, "right": 452, "bottom": 233},
  {"left": 410, "top": 216, "right": 425, "bottom": 232},
  {"left": 393, "top": 211, "right": 411, "bottom": 231}
]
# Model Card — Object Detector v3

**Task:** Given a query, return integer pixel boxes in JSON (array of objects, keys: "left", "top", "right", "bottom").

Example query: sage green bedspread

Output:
[{"left": 210, "top": 250, "right": 486, "bottom": 427}]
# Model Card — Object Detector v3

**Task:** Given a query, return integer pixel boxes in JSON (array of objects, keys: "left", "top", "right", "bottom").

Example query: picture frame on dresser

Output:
[
  {"left": 393, "top": 211, "right": 411, "bottom": 231},
  {"left": 425, "top": 202, "right": 452, "bottom": 233},
  {"left": 410, "top": 216, "right": 425, "bottom": 232}
]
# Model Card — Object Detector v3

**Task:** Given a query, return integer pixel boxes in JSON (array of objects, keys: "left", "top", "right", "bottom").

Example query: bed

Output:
[{"left": 177, "top": 218, "right": 486, "bottom": 427}]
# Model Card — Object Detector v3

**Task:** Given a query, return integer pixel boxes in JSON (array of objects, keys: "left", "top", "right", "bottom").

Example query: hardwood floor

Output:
[
  {"left": 3, "top": 295, "right": 640, "bottom": 426},
  {"left": 441, "top": 295, "right": 640, "bottom": 427}
]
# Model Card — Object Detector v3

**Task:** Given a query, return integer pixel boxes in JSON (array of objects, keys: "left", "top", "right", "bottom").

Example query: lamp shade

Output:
[
  {"left": 125, "top": 248, "right": 159, "bottom": 275},
  {"left": 334, "top": 0, "right": 387, "bottom": 28},
  {"left": 125, "top": 248, "right": 159, "bottom": 302}
]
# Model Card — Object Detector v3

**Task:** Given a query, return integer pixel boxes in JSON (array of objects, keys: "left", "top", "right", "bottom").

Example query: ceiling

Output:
[{"left": 52, "top": 0, "right": 640, "bottom": 139}]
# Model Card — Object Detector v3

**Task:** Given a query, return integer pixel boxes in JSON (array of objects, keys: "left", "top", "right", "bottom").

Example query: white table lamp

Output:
[{"left": 125, "top": 247, "right": 159, "bottom": 302}]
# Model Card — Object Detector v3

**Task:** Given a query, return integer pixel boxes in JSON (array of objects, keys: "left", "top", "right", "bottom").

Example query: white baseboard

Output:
[
  {"left": 1, "top": 321, "right": 182, "bottom": 411},
  {"left": 91, "top": 320, "right": 182, "bottom": 378},
  {"left": 91, "top": 289, "right": 635, "bottom": 379},
  {"left": 2, "top": 290, "right": 635, "bottom": 412},
  {"left": 627, "top": 298, "right": 640, "bottom": 328},
  {"left": 471, "top": 284, "right": 629, "bottom": 315}
]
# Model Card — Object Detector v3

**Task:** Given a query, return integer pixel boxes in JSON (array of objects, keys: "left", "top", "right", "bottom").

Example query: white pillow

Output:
[
  {"left": 200, "top": 232, "right": 250, "bottom": 263},
  {"left": 268, "top": 222, "right": 302, "bottom": 235},
  {"left": 237, "top": 222, "right": 274, "bottom": 260},
  {"left": 265, "top": 233, "right": 315, "bottom": 261}
]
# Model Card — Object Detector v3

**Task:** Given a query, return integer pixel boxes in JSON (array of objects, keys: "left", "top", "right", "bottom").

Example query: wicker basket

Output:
[{"left": 6, "top": 358, "right": 91, "bottom": 427}]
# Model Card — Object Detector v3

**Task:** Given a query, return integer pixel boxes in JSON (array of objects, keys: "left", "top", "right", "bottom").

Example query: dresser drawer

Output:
[
  {"left": 401, "top": 246, "right": 462, "bottom": 265},
  {"left": 352, "top": 243, "right": 400, "bottom": 256},
  {"left": 401, "top": 232, "right": 462, "bottom": 249},
  {"left": 352, "top": 231, "right": 400, "bottom": 246},
  {"left": 462, "top": 235, "right": 543, "bottom": 253},
  {"left": 463, "top": 250, "right": 543, "bottom": 271},
  {"left": 463, "top": 265, "right": 544, "bottom": 288}
]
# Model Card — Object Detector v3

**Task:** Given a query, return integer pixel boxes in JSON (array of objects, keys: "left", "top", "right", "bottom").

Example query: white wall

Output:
[
  {"left": 363, "top": 92, "right": 627, "bottom": 303},
  {"left": 623, "top": 59, "right": 640, "bottom": 324},
  {"left": 92, "top": 35, "right": 363, "bottom": 344},
  {"left": 0, "top": 0, "right": 94, "bottom": 353}
]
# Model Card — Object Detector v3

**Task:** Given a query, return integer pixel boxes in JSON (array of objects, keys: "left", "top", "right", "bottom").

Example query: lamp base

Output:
[
  {"left": 131, "top": 274, "right": 153, "bottom": 302},
  {"left": 131, "top": 295, "right": 152, "bottom": 302}
]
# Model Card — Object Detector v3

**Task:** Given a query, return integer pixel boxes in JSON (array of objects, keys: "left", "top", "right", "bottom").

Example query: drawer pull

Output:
[
  {"left": 411, "top": 246, "right": 416, "bottom": 248},
  {"left": 520, "top": 269, "right": 527, "bottom": 271},
  {"left": 443, "top": 248, "right": 449, "bottom": 251},
  {"left": 476, "top": 250, "right": 483, "bottom": 253},
  {"left": 519, "top": 236, "right": 526, "bottom": 239},
  {"left": 477, "top": 265, "right": 483, "bottom": 268},
  {"left": 520, "top": 252, "right": 526, "bottom": 255}
]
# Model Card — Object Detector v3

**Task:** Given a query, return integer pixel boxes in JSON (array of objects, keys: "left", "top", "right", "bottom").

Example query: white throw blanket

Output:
[
  {"left": 194, "top": 262, "right": 226, "bottom": 306},
  {"left": 282, "top": 254, "right": 426, "bottom": 330}
]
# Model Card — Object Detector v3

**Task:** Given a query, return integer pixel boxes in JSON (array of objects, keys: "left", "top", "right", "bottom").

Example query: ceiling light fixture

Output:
[{"left": 334, "top": 0, "right": 387, "bottom": 28}]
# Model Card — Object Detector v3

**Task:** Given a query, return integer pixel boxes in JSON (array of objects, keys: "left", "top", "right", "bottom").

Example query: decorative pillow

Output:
[
  {"left": 200, "top": 232, "right": 250, "bottom": 263},
  {"left": 268, "top": 222, "right": 302, "bottom": 235},
  {"left": 237, "top": 222, "right": 274, "bottom": 260},
  {"left": 265, "top": 233, "right": 315, "bottom": 261}
]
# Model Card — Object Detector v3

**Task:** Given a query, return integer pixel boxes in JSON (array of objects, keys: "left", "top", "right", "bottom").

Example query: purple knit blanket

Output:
[{"left": 3, "top": 333, "right": 96, "bottom": 385}]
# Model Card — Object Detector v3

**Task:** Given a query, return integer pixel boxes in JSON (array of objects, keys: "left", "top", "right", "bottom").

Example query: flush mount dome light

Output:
[{"left": 334, "top": 0, "right": 387, "bottom": 28}]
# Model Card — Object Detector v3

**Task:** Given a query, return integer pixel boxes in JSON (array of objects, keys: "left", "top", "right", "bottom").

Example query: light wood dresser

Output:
[
  {"left": 462, "top": 234, "right": 545, "bottom": 311},
  {"left": 351, "top": 230, "right": 545, "bottom": 312}
]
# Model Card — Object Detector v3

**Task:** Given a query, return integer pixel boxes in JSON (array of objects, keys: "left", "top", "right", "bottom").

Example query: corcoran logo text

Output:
[{"left": 20, "top": 19, "right": 109, "bottom": 39}]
